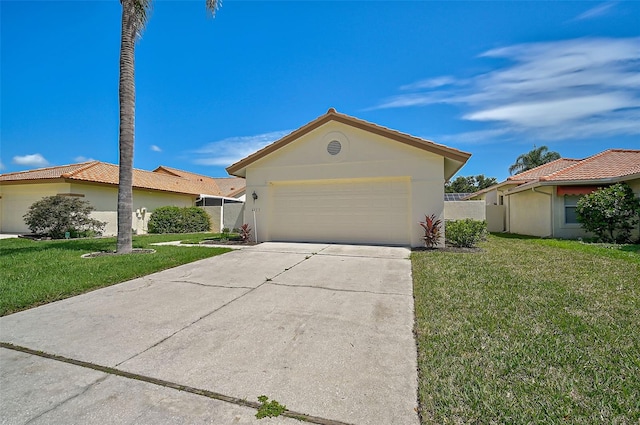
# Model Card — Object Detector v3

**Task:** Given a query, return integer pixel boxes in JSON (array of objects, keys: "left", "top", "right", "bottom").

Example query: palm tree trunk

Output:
[{"left": 117, "top": 0, "right": 137, "bottom": 254}]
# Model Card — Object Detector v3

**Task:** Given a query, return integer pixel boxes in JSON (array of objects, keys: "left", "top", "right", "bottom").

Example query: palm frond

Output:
[
  {"left": 124, "top": 0, "right": 152, "bottom": 39},
  {"left": 206, "top": 0, "right": 221, "bottom": 17}
]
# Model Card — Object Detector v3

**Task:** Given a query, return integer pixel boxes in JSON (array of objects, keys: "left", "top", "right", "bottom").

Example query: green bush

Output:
[
  {"left": 23, "top": 195, "right": 106, "bottom": 239},
  {"left": 445, "top": 219, "right": 488, "bottom": 248},
  {"left": 147, "top": 206, "right": 211, "bottom": 234},
  {"left": 576, "top": 183, "right": 640, "bottom": 243}
]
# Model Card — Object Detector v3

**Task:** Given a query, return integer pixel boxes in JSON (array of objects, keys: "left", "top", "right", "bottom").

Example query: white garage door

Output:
[{"left": 268, "top": 178, "right": 410, "bottom": 246}]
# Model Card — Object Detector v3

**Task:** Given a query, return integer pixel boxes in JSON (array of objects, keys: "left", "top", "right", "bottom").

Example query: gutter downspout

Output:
[{"left": 532, "top": 187, "right": 553, "bottom": 238}]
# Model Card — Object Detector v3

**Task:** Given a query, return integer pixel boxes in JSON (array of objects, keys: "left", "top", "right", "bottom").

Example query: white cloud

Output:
[
  {"left": 464, "top": 93, "right": 638, "bottom": 127},
  {"left": 192, "top": 130, "right": 292, "bottom": 167},
  {"left": 437, "top": 128, "right": 514, "bottom": 145},
  {"left": 74, "top": 156, "right": 95, "bottom": 162},
  {"left": 150, "top": 145, "right": 162, "bottom": 152},
  {"left": 13, "top": 153, "right": 49, "bottom": 167},
  {"left": 573, "top": 1, "right": 617, "bottom": 21},
  {"left": 0, "top": 160, "right": 5, "bottom": 171},
  {"left": 400, "top": 76, "right": 456, "bottom": 91},
  {"left": 372, "top": 37, "right": 640, "bottom": 143}
]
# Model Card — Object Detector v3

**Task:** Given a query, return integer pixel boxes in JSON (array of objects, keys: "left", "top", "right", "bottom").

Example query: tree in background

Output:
[
  {"left": 445, "top": 174, "right": 498, "bottom": 193},
  {"left": 576, "top": 183, "right": 640, "bottom": 243},
  {"left": 509, "top": 145, "right": 560, "bottom": 175},
  {"left": 116, "top": 0, "right": 220, "bottom": 253}
]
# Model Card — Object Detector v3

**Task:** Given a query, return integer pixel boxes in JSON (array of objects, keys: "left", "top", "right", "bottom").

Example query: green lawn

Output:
[
  {"left": 0, "top": 233, "right": 231, "bottom": 316},
  {"left": 412, "top": 234, "right": 640, "bottom": 424}
]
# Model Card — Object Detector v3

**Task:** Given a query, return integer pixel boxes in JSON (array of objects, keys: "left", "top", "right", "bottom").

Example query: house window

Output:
[{"left": 564, "top": 195, "right": 581, "bottom": 224}]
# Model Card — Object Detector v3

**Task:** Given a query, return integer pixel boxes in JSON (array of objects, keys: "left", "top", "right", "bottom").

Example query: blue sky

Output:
[{"left": 1, "top": 1, "right": 639, "bottom": 181}]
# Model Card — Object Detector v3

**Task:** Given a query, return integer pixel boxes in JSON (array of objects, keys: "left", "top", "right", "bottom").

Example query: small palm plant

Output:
[{"left": 419, "top": 214, "right": 442, "bottom": 249}]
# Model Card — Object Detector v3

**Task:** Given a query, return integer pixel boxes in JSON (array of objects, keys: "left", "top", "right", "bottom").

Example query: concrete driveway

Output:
[{"left": 0, "top": 243, "right": 419, "bottom": 425}]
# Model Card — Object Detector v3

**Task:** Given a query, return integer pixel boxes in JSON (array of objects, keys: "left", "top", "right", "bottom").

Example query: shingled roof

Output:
[{"left": 0, "top": 161, "right": 232, "bottom": 197}]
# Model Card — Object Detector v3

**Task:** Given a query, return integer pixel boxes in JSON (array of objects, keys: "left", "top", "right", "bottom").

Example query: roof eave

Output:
[
  {"left": 226, "top": 109, "right": 472, "bottom": 177},
  {"left": 540, "top": 173, "right": 640, "bottom": 186},
  {"left": 505, "top": 173, "right": 640, "bottom": 195},
  {"left": 462, "top": 179, "right": 530, "bottom": 200}
]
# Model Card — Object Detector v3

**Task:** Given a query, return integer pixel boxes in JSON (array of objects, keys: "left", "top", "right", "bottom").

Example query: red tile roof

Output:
[
  {"left": 0, "top": 161, "right": 227, "bottom": 196},
  {"left": 539, "top": 149, "right": 640, "bottom": 182},
  {"left": 507, "top": 158, "right": 581, "bottom": 181},
  {"left": 0, "top": 162, "right": 95, "bottom": 181},
  {"left": 465, "top": 149, "right": 640, "bottom": 199},
  {"left": 153, "top": 166, "right": 245, "bottom": 197}
]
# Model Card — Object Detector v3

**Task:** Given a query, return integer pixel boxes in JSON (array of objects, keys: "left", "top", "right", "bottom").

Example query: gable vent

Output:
[{"left": 327, "top": 140, "right": 342, "bottom": 155}]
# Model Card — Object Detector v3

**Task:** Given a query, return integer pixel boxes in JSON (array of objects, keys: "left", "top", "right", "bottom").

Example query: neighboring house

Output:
[
  {"left": 153, "top": 166, "right": 246, "bottom": 200},
  {"left": 466, "top": 149, "right": 640, "bottom": 238},
  {"left": 226, "top": 108, "right": 471, "bottom": 247},
  {"left": 153, "top": 166, "right": 247, "bottom": 231},
  {"left": 0, "top": 161, "right": 246, "bottom": 235}
]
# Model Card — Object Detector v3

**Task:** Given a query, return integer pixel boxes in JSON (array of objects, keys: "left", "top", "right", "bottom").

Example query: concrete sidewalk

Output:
[{"left": 0, "top": 243, "right": 418, "bottom": 425}]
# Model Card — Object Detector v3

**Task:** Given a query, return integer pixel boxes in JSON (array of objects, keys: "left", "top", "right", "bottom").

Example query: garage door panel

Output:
[{"left": 268, "top": 179, "right": 410, "bottom": 246}]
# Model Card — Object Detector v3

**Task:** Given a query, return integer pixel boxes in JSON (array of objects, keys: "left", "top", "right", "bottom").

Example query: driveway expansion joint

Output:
[
  {"left": 162, "top": 279, "right": 254, "bottom": 290},
  {"left": 0, "top": 343, "right": 355, "bottom": 425},
  {"left": 267, "top": 281, "right": 412, "bottom": 297},
  {"left": 113, "top": 285, "right": 258, "bottom": 367},
  {"left": 115, "top": 253, "right": 316, "bottom": 367}
]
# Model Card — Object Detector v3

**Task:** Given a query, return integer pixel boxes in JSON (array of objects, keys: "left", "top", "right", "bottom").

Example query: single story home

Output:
[
  {"left": 466, "top": 149, "right": 640, "bottom": 238},
  {"left": 226, "top": 108, "right": 471, "bottom": 247},
  {"left": 0, "top": 161, "right": 246, "bottom": 235}
]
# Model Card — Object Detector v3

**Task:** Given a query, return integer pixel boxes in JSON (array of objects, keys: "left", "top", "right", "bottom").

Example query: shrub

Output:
[
  {"left": 445, "top": 219, "right": 488, "bottom": 248},
  {"left": 419, "top": 214, "right": 442, "bottom": 248},
  {"left": 23, "top": 195, "right": 106, "bottom": 239},
  {"left": 240, "top": 223, "right": 252, "bottom": 242},
  {"left": 147, "top": 206, "right": 211, "bottom": 234},
  {"left": 576, "top": 183, "right": 640, "bottom": 243}
]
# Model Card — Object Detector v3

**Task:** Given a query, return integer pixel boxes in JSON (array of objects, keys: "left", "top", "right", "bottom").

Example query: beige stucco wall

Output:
[
  {"left": 223, "top": 202, "right": 245, "bottom": 231},
  {"left": 508, "top": 187, "right": 552, "bottom": 237},
  {"left": 0, "top": 182, "right": 71, "bottom": 233},
  {"left": 444, "top": 201, "right": 485, "bottom": 221},
  {"left": 486, "top": 205, "right": 506, "bottom": 232},
  {"left": 243, "top": 121, "right": 447, "bottom": 247},
  {"left": 0, "top": 181, "right": 195, "bottom": 235},
  {"left": 201, "top": 206, "right": 221, "bottom": 232}
]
